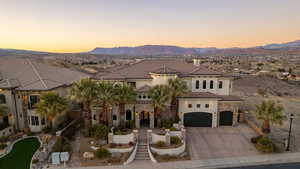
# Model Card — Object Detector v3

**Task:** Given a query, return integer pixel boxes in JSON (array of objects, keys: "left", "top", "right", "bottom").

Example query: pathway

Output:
[{"left": 134, "top": 128, "right": 151, "bottom": 161}]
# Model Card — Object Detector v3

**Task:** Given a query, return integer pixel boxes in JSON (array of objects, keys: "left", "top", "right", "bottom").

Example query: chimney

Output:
[{"left": 193, "top": 59, "right": 201, "bottom": 66}]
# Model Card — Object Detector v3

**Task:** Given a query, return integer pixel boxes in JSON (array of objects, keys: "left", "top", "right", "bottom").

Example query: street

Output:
[{"left": 221, "top": 163, "right": 300, "bottom": 169}]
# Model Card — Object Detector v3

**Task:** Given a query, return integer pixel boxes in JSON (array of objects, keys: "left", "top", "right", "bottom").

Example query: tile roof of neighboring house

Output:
[
  {"left": 94, "top": 59, "right": 221, "bottom": 80},
  {"left": 0, "top": 58, "right": 89, "bottom": 90}
]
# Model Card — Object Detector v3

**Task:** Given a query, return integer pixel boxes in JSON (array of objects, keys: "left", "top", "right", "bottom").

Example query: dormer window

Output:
[
  {"left": 210, "top": 80, "right": 214, "bottom": 89},
  {"left": 195, "top": 80, "right": 200, "bottom": 89},
  {"left": 203, "top": 80, "right": 207, "bottom": 89},
  {"left": 219, "top": 81, "right": 223, "bottom": 89}
]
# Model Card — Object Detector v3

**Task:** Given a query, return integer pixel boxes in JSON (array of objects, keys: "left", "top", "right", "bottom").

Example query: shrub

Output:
[
  {"left": 62, "top": 119, "right": 83, "bottom": 140},
  {"left": 0, "top": 143, "right": 7, "bottom": 150},
  {"left": 32, "top": 159, "right": 39, "bottom": 164},
  {"left": 0, "top": 136, "right": 9, "bottom": 143},
  {"left": 95, "top": 148, "right": 111, "bottom": 159},
  {"left": 129, "top": 141, "right": 134, "bottom": 146},
  {"left": 52, "top": 136, "right": 72, "bottom": 153},
  {"left": 255, "top": 136, "right": 276, "bottom": 153},
  {"left": 251, "top": 135, "right": 263, "bottom": 144},
  {"left": 170, "top": 127, "right": 177, "bottom": 131},
  {"left": 170, "top": 136, "right": 181, "bottom": 145},
  {"left": 42, "top": 126, "right": 53, "bottom": 134},
  {"left": 109, "top": 143, "right": 116, "bottom": 148},
  {"left": 155, "top": 141, "right": 166, "bottom": 148},
  {"left": 162, "top": 119, "right": 173, "bottom": 129},
  {"left": 125, "top": 120, "right": 135, "bottom": 129},
  {"left": 89, "top": 124, "right": 108, "bottom": 140}
]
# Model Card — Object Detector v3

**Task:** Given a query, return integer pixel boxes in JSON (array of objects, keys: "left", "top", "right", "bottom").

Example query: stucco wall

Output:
[
  {"left": 150, "top": 74, "right": 177, "bottom": 86},
  {"left": 191, "top": 77, "right": 231, "bottom": 95},
  {"left": 178, "top": 98, "right": 218, "bottom": 114},
  {"left": 112, "top": 133, "right": 135, "bottom": 144}
]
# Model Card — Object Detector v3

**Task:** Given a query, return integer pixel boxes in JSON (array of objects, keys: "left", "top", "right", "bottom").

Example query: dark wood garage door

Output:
[
  {"left": 184, "top": 112, "right": 212, "bottom": 127},
  {"left": 219, "top": 111, "right": 233, "bottom": 126}
]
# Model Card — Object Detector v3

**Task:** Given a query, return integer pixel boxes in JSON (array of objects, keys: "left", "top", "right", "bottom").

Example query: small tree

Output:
[
  {"left": 149, "top": 85, "right": 170, "bottom": 127},
  {"left": 254, "top": 100, "right": 286, "bottom": 133},
  {"left": 70, "top": 78, "right": 98, "bottom": 130},
  {"left": 168, "top": 78, "right": 188, "bottom": 120},
  {"left": 114, "top": 84, "right": 136, "bottom": 128},
  {"left": 36, "top": 92, "right": 69, "bottom": 129}
]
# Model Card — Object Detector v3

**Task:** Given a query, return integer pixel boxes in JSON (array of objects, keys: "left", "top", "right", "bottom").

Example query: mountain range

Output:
[
  {"left": 90, "top": 40, "right": 300, "bottom": 56},
  {"left": 1, "top": 40, "right": 300, "bottom": 57}
]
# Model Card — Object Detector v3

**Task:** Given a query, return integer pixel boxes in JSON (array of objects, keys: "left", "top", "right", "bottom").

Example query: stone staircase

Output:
[{"left": 134, "top": 128, "right": 150, "bottom": 161}]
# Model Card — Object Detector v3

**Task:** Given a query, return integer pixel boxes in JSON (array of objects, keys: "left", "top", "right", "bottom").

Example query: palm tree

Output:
[
  {"left": 168, "top": 78, "right": 188, "bottom": 120},
  {"left": 114, "top": 83, "right": 136, "bottom": 128},
  {"left": 36, "top": 92, "right": 68, "bottom": 128},
  {"left": 254, "top": 100, "right": 286, "bottom": 133},
  {"left": 149, "top": 85, "right": 170, "bottom": 127},
  {"left": 96, "top": 81, "right": 116, "bottom": 126},
  {"left": 70, "top": 78, "right": 98, "bottom": 129}
]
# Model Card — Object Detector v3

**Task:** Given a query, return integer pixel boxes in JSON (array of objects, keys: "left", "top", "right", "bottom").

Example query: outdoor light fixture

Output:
[{"left": 286, "top": 113, "right": 295, "bottom": 151}]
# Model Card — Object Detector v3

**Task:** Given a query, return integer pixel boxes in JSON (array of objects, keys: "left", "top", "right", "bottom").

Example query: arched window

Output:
[
  {"left": 210, "top": 80, "right": 214, "bottom": 89},
  {"left": 203, "top": 80, "right": 207, "bottom": 89},
  {"left": 195, "top": 80, "right": 199, "bottom": 89},
  {"left": 218, "top": 81, "right": 223, "bottom": 89}
]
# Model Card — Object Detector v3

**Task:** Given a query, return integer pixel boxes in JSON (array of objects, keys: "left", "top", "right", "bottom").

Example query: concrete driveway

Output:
[{"left": 186, "top": 124, "right": 260, "bottom": 160}]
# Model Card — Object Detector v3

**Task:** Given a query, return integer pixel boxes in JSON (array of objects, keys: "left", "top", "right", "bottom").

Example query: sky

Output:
[{"left": 0, "top": 0, "right": 300, "bottom": 53}]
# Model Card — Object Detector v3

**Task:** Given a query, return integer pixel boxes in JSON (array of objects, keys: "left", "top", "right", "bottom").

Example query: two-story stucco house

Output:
[
  {"left": 0, "top": 58, "right": 88, "bottom": 133},
  {"left": 93, "top": 59, "right": 242, "bottom": 128}
]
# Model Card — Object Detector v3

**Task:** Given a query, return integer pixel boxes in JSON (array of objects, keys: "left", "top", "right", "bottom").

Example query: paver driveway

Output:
[{"left": 186, "top": 124, "right": 260, "bottom": 160}]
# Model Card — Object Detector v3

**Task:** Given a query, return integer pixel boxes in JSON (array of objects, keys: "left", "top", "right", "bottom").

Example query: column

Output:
[
  {"left": 212, "top": 112, "right": 218, "bottom": 128},
  {"left": 133, "top": 129, "right": 139, "bottom": 143},
  {"left": 165, "top": 129, "right": 170, "bottom": 146},
  {"left": 108, "top": 133, "right": 113, "bottom": 144},
  {"left": 135, "top": 112, "right": 140, "bottom": 128},
  {"left": 147, "top": 129, "right": 152, "bottom": 144},
  {"left": 150, "top": 112, "right": 154, "bottom": 128}
]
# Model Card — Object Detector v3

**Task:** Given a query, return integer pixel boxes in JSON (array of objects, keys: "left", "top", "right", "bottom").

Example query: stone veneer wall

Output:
[{"left": 218, "top": 101, "right": 240, "bottom": 126}]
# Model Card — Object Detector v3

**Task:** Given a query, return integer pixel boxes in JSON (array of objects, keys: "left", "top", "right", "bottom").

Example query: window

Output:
[
  {"left": 196, "top": 104, "right": 201, "bottom": 108},
  {"left": 29, "top": 95, "right": 40, "bottom": 109},
  {"left": 148, "top": 96, "right": 151, "bottom": 99},
  {"left": 138, "top": 95, "right": 142, "bottom": 99},
  {"left": 0, "top": 94, "right": 6, "bottom": 104},
  {"left": 93, "top": 115, "right": 96, "bottom": 120},
  {"left": 203, "top": 80, "right": 207, "bottom": 89},
  {"left": 210, "top": 80, "right": 214, "bottom": 89},
  {"left": 188, "top": 104, "right": 192, "bottom": 108},
  {"left": 126, "top": 110, "right": 132, "bottom": 120},
  {"left": 219, "top": 81, "right": 223, "bottom": 89},
  {"left": 113, "top": 114, "right": 117, "bottom": 120},
  {"left": 41, "top": 118, "right": 46, "bottom": 125},
  {"left": 31, "top": 116, "right": 39, "bottom": 126},
  {"left": 143, "top": 95, "right": 146, "bottom": 99},
  {"left": 195, "top": 80, "right": 200, "bottom": 89},
  {"left": 205, "top": 104, "right": 209, "bottom": 108}
]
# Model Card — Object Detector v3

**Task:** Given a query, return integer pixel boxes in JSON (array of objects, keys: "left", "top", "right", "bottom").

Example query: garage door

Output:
[
  {"left": 184, "top": 112, "right": 212, "bottom": 127},
  {"left": 219, "top": 111, "right": 233, "bottom": 126}
]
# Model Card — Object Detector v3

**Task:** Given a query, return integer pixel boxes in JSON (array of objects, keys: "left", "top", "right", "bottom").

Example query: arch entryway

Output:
[
  {"left": 219, "top": 111, "right": 233, "bottom": 126},
  {"left": 184, "top": 112, "right": 212, "bottom": 127},
  {"left": 140, "top": 110, "right": 150, "bottom": 127}
]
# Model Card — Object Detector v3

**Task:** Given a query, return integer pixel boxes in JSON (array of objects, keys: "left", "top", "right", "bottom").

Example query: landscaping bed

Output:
[{"left": 153, "top": 152, "right": 189, "bottom": 162}]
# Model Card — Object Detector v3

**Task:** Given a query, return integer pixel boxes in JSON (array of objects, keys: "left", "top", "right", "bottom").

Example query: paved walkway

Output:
[{"left": 47, "top": 152, "right": 300, "bottom": 169}]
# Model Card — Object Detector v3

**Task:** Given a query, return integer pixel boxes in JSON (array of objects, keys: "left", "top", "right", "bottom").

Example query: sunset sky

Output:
[{"left": 1, "top": 0, "right": 300, "bottom": 53}]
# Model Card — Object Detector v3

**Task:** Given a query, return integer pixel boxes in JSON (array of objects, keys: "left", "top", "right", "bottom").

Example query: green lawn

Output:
[{"left": 0, "top": 137, "right": 40, "bottom": 169}]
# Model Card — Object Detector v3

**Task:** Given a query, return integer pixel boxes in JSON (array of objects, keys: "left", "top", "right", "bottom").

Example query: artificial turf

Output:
[{"left": 0, "top": 137, "right": 40, "bottom": 169}]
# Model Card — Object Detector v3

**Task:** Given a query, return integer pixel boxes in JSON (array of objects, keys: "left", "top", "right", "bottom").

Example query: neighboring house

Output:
[
  {"left": 0, "top": 58, "right": 89, "bottom": 132},
  {"left": 93, "top": 59, "right": 242, "bottom": 128}
]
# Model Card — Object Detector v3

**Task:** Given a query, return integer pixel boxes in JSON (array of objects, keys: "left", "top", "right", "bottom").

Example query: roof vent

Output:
[{"left": 193, "top": 59, "right": 201, "bottom": 66}]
